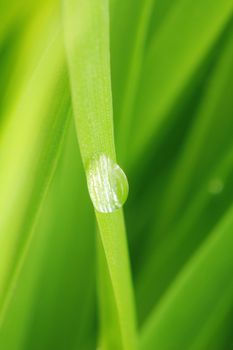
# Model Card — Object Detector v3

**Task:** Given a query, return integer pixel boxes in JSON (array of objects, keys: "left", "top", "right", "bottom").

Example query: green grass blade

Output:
[
  {"left": 0, "top": 121, "right": 96, "bottom": 350},
  {"left": 2, "top": 0, "right": 233, "bottom": 348},
  {"left": 130, "top": 0, "right": 233, "bottom": 165},
  {"left": 135, "top": 22, "right": 233, "bottom": 322},
  {"left": 112, "top": 0, "right": 154, "bottom": 160},
  {"left": 188, "top": 280, "right": 233, "bottom": 350},
  {"left": 140, "top": 203, "right": 233, "bottom": 349},
  {"left": 63, "top": 0, "right": 137, "bottom": 348},
  {"left": 157, "top": 21, "right": 233, "bottom": 234},
  {"left": 136, "top": 141, "right": 233, "bottom": 323},
  {"left": 0, "top": 14, "right": 70, "bottom": 322},
  {"left": 63, "top": 0, "right": 115, "bottom": 162},
  {"left": 0, "top": 0, "right": 42, "bottom": 44},
  {"left": 97, "top": 235, "right": 123, "bottom": 349},
  {"left": 1, "top": 1, "right": 58, "bottom": 121}
]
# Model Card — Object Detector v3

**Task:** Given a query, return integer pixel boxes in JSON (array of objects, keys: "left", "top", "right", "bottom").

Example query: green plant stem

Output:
[{"left": 63, "top": 0, "right": 137, "bottom": 348}]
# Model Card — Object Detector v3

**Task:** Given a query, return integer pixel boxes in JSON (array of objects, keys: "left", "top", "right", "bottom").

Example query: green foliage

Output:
[{"left": 0, "top": 0, "right": 233, "bottom": 349}]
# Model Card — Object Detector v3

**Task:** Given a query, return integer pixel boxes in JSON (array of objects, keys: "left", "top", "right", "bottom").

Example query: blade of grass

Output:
[
  {"left": 124, "top": 43, "right": 221, "bottom": 262},
  {"left": 109, "top": 0, "right": 174, "bottom": 135},
  {"left": 188, "top": 280, "right": 233, "bottom": 350},
  {"left": 136, "top": 142, "right": 233, "bottom": 322},
  {"left": 0, "top": 0, "right": 48, "bottom": 44},
  {"left": 0, "top": 121, "right": 96, "bottom": 350},
  {"left": 140, "top": 202, "right": 233, "bottom": 349},
  {"left": 97, "top": 234, "right": 123, "bottom": 349},
  {"left": 63, "top": 0, "right": 137, "bottom": 349},
  {"left": 0, "top": 14, "right": 70, "bottom": 323},
  {"left": 1, "top": 0, "right": 58, "bottom": 121},
  {"left": 156, "top": 19, "right": 233, "bottom": 235},
  {"left": 24, "top": 121, "right": 95, "bottom": 350},
  {"left": 135, "top": 22, "right": 233, "bottom": 321},
  {"left": 118, "top": 0, "right": 155, "bottom": 163},
  {"left": 109, "top": 0, "right": 150, "bottom": 124},
  {"left": 129, "top": 0, "right": 233, "bottom": 166}
]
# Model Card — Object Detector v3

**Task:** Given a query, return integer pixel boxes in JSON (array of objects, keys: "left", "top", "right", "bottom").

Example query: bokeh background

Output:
[{"left": 0, "top": 0, "right": 233, "bottom": 349}]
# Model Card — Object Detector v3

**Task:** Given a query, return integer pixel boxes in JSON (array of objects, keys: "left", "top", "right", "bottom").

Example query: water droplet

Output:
[
  {"left": 87, "top": 154, "right": 129, "bottom": 213},
  {"left": 208, "top": 178, "right": 224, "bottom": 195}
]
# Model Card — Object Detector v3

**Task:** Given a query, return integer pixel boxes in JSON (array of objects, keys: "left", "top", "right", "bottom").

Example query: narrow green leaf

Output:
[
  {"left": 118, "top": 0, "right": 154, "bottom": 159},
  {"left": 1, "top": 0, "right": 59, "bottom": 120},
  {"left": 63, "top": 1, "right": 137, "bottom": 348},
  {"left": 135, "top": 23, "right": 233, "bottom": 322},
  {"left": 130, "top": 0, "right": 233, "bottom": 165},
  {"left": 140, "top": 203, "right": 233, "bottom": 349},
  {"left": 157, "top": 20, "right": 233, "bottom": 234},
  {"left": 97, "top": 235, "right": 123, "bottom": 349},
  {"left": 136, "top": 142, "right": 233, "bottom": 322},
  {"left": 0, "top": 122, "right": 96, "bottom": 350},
  {"left": 0, "top": 14, "right": 70, "bottom": 322}
]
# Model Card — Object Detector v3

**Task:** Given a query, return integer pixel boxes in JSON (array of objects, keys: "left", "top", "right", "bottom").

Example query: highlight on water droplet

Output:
[
  {"left": 208, "top": 178, "right": 224, "bottom": 195},
  {"left": 86, "top": 154, "right": 129, "bottom": 213}
]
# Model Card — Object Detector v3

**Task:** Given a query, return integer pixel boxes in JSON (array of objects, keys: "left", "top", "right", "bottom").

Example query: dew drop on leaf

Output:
[{"left": 87, "top": 154, "right": 129, "bottom": 213}]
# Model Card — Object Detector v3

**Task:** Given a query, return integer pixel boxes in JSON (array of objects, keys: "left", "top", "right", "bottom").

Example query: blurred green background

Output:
[{"left": 0, "top": 0, "right": 233, "bottom": 349}]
